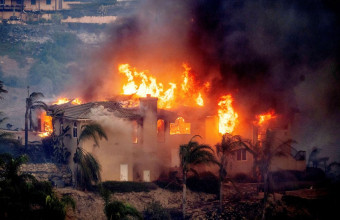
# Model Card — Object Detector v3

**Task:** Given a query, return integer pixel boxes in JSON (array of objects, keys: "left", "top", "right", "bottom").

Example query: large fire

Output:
[
  {"left": 256, "top": 110, "right": 277, "bottom": 125},
  {"left": 218, "top": 95, "right": 238, "bottom": 134},
  {"left": 119, "top": 63, "right": 239, "bottom": 134},
  {"left": 38, "top": 111, "right": 52, "bottom": 137},
  {"left": 118, "top": 63, "right": 206, "bottom": 108},
  {"left": 39, "top": 97, "right": 82, "bottom": 138}
]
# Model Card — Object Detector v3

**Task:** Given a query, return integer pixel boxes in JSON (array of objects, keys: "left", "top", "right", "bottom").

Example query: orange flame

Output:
[
  {"left": 256, "top": 110, "right": 277, "bottom": 125},
  {"left": 196, "top": 93, "right": 204, "bottom": 106},
  {"left": 53, "top": 98, "right": 70, "bottom": 105},
  {"left": 218, "top": 95, "right": 238, "bottom": 134},
  {"left": 53, "top": 98, "right": 82, "bottom": 105},
  {"left": 118, "top": 63, "right": 207, "bottom": 108},
  {"left": 38, "top": 111, "right": 52, "bottom": 137},
  {"left": 71, "top": 98, "right": 82, "bottom": 105}
]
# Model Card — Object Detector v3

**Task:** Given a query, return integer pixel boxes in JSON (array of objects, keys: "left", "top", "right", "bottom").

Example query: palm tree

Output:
[
  {"left": 0, "top": 114, "right": 19, "bottom": 145},
  {"left": 25, "top": 88, "right": 48, "bottom": 149},
  {"left": 0, "top": 82, "right": 19, "bottom": 146},
  {"left": 249, "top": 130, "right": 295, "bottom": 220},
  {"left": 179, "top": 135, "right": 216, "bottom": 218},
  {"left": 215, "top": 134, "right": 249, "bottom": 211},
  {"left": 73, "top": 122, "right": 108, "bottom": 190},
  {"left": 52, "top": 125, "right": 71, "bottom": 164}
]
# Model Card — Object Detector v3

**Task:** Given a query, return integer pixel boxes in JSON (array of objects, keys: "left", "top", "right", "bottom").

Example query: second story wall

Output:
[{"left": 24, "top": 0, "right": 63, "bottom": 11}]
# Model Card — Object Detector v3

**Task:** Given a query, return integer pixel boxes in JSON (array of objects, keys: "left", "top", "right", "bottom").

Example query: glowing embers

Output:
[
  {"left": 53, "top": 98, "right": 82, "bottom": 105},
  {"left": 39, "top": 111, "right": 53, "bottom": 137},
  {"left": 218, "top": 95, "right": 238, "bottom": 135},
  {"left": 170, "top": 117, "right": 191, "bottom": 135}
]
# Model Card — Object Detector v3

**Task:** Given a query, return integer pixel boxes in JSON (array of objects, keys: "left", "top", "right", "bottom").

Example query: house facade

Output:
[
  {"left": 0, "top": 0, "right": 64, "bottom": 21},
  {"left": 47, "top": 95, "right": 306, "bottom": 183}
]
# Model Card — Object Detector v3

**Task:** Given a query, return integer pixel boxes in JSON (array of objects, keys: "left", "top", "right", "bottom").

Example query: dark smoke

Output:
[{"left": 73, "top": 0, "right": 339, "bottom": 161}]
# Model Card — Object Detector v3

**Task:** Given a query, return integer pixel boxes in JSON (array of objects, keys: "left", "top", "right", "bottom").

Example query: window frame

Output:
[
  {"left": 73, "top": 122, "right": 77, "bottom": 138},
  {"left": 236, "top": 149, "right": 247, "bottom": 161}
]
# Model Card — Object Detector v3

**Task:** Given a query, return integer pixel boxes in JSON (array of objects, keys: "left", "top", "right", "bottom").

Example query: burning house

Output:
[
  {"left": 43, "top": 63, "right": 306, "bottom": 183},
  {"left": 47, "top": 96, "right": 202, "bottom": 182}
]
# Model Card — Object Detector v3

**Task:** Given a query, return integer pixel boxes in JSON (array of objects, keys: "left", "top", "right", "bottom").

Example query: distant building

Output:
[{"left": 0, "top": 0, "right": 64, "bottom": 21}]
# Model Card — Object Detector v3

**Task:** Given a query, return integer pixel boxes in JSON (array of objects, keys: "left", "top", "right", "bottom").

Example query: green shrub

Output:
[
  {"left": 104, "top": 200, "right": 142, "bottom": 220},
  {"left": 143, "top": 200, "right": 170, "bottom": 220},
  {"left": 0, "top": 153, "right": 75, "bottom": 219}
]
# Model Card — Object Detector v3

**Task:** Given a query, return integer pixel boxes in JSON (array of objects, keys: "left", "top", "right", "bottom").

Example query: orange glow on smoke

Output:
[
  {"left": 256, "top": 110, "right": 277, "bottom": 125},
  {"left": 118, "top": 63, "right": 207, "bottom": 108},
  {"left": 53, "top": 98, "right": 82, "bottom": 105},
  {"left": 39, "top": 111, "right": 53, "bottom": 137},
  {"left": 218, "top": 95, "right": 238, "bottom": 134}
]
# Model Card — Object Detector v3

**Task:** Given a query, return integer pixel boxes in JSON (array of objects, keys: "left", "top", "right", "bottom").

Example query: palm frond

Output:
[
  {"left": 79, "top": 123, "right": 108, "bottom": 147},
  {"left": 179, "top": 136, "right": 217, "bottom": 172},
  {"left": 75, "top": 147, "right": 102, "bottom": 188},
  {"left": 29, "top": 92, "right": 44, "bottom": 101},
  {"left": 0, "top": 116, "right": 8, "bottom": 124},
  {"left": 31, "top": 101, "right": 48, "bottom": 111}
]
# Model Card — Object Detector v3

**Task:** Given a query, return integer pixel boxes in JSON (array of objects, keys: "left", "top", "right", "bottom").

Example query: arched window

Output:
[{"left": 73, "top": 122, "right": 77, "bottom": 138}]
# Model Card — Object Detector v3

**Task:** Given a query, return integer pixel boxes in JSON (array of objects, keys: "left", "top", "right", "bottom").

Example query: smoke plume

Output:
[{"left": 72, "top": 0, "right": 339, "bottom": 162}]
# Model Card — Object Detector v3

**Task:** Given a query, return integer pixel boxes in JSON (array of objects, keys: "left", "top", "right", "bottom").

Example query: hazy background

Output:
[{"left": 0, "top": 0, "right": 339, "bottom": 162}]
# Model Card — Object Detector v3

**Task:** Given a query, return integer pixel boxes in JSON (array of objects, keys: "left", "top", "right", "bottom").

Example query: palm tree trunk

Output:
[
  {"left": 24, "top": 106, "right": 29, "bottom": 150},
  {"left": 182, "top": 171, "right": 187, "bottom": 219},
  {"left": 261, "top": 172, "right": 268, "bottom": 220},
  {"left": 74, "top": 163, "right": 78, "bottom": 188},
  {"left": 29, "top": 108, "right": 32, "bottom": 131},
  {"left": 219, "top": 179, "right": 223, "bottom": 211}
]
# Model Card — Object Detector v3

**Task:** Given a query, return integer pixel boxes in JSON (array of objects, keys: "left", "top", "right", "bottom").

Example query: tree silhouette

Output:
[
  {"left": 215, "top": 134, "right": 249, "bottom": 210},
  {"left": 179, "top": 135, "right": 216, "bottom": 218},
  {"left": 73, "top": 123, "right": 108, "bottom": 190},
  {"left": 25, "top": 89, "right": 48, "bottom": 149}
]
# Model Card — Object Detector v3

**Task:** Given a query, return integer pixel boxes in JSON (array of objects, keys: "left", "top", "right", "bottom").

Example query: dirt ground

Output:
[
  {"left": 56, "top": 187, "right": 217, "bottom": 220},
  {"left": 55, "top": 183, "right": 334, "bottom": 220}
]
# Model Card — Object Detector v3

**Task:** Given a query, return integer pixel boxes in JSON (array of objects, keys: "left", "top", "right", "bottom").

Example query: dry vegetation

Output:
[{"left": 55, "top": 181, "right": 339, "bottom": 220}]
